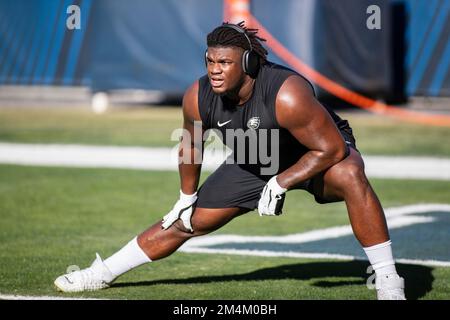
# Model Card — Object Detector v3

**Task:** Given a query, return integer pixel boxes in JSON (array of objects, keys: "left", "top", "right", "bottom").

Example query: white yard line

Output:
[
  {"left": 182, "top": 204, "right": 450, "bottom": 247},
  {"left": 0, "top": 142, "right": 450, "bottom": 180},
  {"left": 178, "top": 248, "right": 450, "bottom": 268}
]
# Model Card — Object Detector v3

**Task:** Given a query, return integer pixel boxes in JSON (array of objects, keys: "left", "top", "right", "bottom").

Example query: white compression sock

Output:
[
  {"left": 363, "top": 240, "right": 397, "bottom": 276},
  {"left": 104, "top": 236, "right": 151, "bottom": 278}
]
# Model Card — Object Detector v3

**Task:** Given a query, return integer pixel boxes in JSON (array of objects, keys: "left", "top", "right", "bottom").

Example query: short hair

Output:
[{"left": 207, "top": 21, "right": 268, "bottom": 63}]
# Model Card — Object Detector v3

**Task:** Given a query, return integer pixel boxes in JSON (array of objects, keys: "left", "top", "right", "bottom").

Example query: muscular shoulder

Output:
[
  {"left": 182, "top": 80, "right": 201, "bottom": 123},
  {"left": 274, "top": 75, "right": 317, "bottom": 129}
]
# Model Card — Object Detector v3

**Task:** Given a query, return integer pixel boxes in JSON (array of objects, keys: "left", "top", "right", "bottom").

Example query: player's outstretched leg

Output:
[{"left": 54, "top": 207, "right": 246, "bottom": 292}]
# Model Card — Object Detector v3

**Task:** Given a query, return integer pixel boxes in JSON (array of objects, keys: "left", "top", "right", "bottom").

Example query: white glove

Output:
[
  {"left": 161, "top": 190, "right": 198, "bottom": 232},
  {"left": 257, "top": 175, "right": 287, "bottom": 216}
]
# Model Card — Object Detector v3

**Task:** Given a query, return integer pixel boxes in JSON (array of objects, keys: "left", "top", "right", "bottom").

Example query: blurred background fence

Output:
[{"left": 0, "top": 0, "right": 449, "bottom": 107}]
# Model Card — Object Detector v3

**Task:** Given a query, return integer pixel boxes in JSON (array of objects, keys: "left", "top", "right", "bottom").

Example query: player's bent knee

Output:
[
  {"left": 331, "top": 161, "right": 368, "bottom": 192},
  {"left": 345, "top": 162, "right": 366, "bottom": 181}
]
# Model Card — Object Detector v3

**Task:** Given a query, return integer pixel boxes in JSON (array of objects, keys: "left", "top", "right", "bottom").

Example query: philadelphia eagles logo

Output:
[{"left": 247, "top": 117, "right": 260, "bottom": 130}]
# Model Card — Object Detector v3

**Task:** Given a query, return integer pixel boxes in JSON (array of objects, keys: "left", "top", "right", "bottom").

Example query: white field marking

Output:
[
  {"left": 180, "top": 248, "right": 357, "bottom": 260},
  {"left": 180, "top": 216, "right": 434, "bottom": 248},
  {"left": 178, "top": 248, "right": 450, "bottom": 268},
  {"left": 180, "top": 204, "right": 450, "bottom": 267},
  {"left": 0, "top": 293, "right": 104, "bottom": 300},
  {"left": 384, "top": 203, "right": 450, "bottom": 218},
  {"left": 1, "top": 142, "right": 450, "bottom": 180},
  {"left": 182, "top": 204, "right": 450, "bottom": 247},
  {"left": 364, "top": 155, "right": 450, "bottom": 180}
]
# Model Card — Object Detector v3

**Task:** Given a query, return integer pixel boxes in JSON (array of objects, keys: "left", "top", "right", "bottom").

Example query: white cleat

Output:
[
  {"left": 376, "top": 274, "right": 406, "bottom": 300},
  {"left": 54, "top": 253, "right": 115, "bottom": 293}
]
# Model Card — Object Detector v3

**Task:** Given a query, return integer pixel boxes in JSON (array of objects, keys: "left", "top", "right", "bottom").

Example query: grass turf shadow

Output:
[{"left": 113, "top": 260, "right": 433, "bottom": 300}]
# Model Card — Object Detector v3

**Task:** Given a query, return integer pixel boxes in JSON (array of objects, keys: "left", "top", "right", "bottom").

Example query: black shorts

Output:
[{"left": 196, "top": 128, "right": 358, "bottom": 209}]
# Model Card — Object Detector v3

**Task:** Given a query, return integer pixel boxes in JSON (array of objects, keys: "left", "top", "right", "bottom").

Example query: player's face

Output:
[{"left": 206, "top": 46, "right": 246, "bottom": 94}]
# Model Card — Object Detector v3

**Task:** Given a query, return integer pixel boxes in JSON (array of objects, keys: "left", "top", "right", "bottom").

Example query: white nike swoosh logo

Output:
[{"left": 217, "top": 120, "right": 232, "bottom": 127}]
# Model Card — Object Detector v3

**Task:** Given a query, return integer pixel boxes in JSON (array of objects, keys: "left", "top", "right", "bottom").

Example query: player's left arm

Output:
[{"left": 275, "top": 75, "right": 347, "bottom": 189}]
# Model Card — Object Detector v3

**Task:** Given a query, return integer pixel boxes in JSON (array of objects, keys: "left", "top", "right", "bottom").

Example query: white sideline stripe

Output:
[
  {"left": 0, "top": 293, "right": 103, "bottom": 300},
  {"left": 1, "top": 142, "right": 450, "bottom": 180},
  {"left": 0, "top": 143, "right": 224, "bottom": 172},
  {"left": 180, "top": 204, "right": 450, "bottom": 268},
  {"left": 384, "top": 204, "right": 450, "bottom": 217},
  {"left": 364, "top": 156, "right": 450, "bottom": 180}
]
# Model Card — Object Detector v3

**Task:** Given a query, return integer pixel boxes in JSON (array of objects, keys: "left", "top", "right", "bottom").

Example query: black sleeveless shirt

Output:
[{"left": 198, "top": 62, "right": 346, "bottom": 176}]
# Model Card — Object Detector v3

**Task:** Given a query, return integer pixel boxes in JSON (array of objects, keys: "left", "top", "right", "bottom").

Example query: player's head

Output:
[{"left": 205, "top": 21, "right": 268, "bottom": 94}]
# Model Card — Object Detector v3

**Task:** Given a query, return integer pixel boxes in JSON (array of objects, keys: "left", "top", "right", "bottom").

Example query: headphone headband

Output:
[{"left": 221, "top": 23, "right": 253, "bottom": 51}]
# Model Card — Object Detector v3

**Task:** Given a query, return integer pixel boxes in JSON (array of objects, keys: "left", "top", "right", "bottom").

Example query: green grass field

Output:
[
  {"left": 1, "top": 107, "right": 450, "bottom": 156},
  {"left": 1, "top": 165, "right": 449, "bottom": 300},
  {"left": 0, "top": 107, "right": 449, "bottom": 300}
]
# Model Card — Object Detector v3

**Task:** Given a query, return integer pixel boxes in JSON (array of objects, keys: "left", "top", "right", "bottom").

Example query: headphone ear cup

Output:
[
  {"left": 245, "top": 51, "right": 260, "bottom": 78},
  {"left": 242, "top": 50, "right": 249, "bottom": 74},
  {"left": 204, "top": 49, "right": 208, "bottom": 68}
]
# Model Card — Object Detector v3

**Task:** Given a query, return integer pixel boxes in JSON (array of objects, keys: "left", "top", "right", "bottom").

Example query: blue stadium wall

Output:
[
  {"left": 0, "top": 0, "right": 223, "bottom": 92},
  {"left": 0, "top": 0, "right": 448, "bottom": 97},
  {"left": 403, "top": 0, "right": 450, "bottom": 97}
]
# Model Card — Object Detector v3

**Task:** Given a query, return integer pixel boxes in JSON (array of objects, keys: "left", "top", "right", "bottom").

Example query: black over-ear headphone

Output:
[{"left": 205, "top": 23, "right": 260, "bottom": 77}]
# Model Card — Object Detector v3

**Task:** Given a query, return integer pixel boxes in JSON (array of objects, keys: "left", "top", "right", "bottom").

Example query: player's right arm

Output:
[
  {"left": 161, "top": 81, "right": 204, "bottom": 232},
  {"left": 179, "top": 80, "right": 203, "bottom": 194}
]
